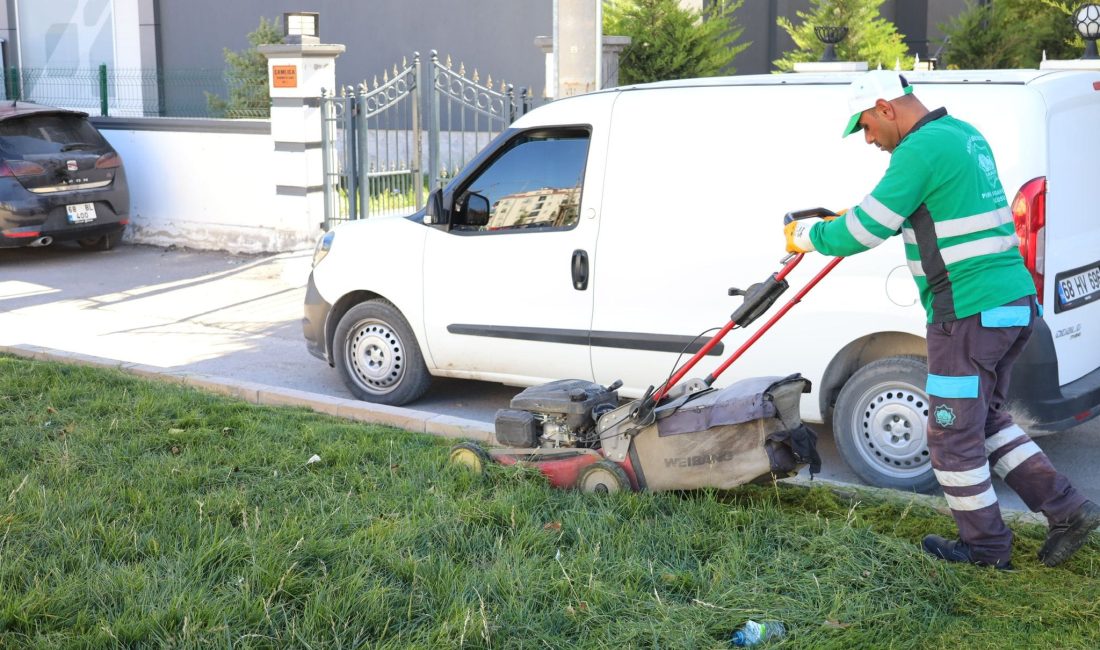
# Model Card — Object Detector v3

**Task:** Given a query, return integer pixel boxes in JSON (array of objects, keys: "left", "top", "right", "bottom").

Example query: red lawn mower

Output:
[{"left": 449, "top": 209, "right": 841, "bottom": 493}]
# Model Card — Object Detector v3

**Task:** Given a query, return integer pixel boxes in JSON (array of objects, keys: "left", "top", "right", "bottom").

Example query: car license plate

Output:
[
  {"left": 1055, "top": 261, "right": 1100, "bottom": 313},
  {"left": 66, "top": 202, "right": 97, "bottom": 224}
]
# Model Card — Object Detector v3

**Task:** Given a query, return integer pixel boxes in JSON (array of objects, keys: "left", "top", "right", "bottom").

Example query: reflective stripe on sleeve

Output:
[
  {"left": 845, "top": 210, "right": 887, "bottom": 248},
  {"left": 944, "top": 486, "right": 999, "bottom": 511},
  {"left": 859, "top": 195, "right": 907, "bottom": 231},
  {"left": 992, "top": 441, "right": 1041, "bottom": 478}
]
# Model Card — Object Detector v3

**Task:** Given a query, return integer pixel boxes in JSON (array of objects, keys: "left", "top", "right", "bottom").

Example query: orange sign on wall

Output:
[{"left": 272, "top": 65, "right": 298, "bottom": 88}]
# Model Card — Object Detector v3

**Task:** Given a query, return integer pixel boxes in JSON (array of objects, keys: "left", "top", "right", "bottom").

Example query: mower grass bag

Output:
[{"left": 629, "top": 374, "right": 820, "bottom": 491}]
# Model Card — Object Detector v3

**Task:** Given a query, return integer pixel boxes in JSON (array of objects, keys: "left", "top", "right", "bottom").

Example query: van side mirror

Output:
[
  {"left": 462, "top": 192, "right": 491, "bottom": 227},
  {"left": 423, "top": 188, "right": 445, "bottom": 225}
]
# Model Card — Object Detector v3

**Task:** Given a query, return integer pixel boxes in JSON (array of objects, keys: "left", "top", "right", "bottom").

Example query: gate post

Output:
[
  {"left": 259, "top": 38, "right": 345, "bottom": 242},
  {"left": 411, "top": 52, "right": 423, "bottom": 210},
  {"left": 343, "top": 86, "right": 360, "bottom": 221},
  {"left": 320, "top": 89, "right": 335, "bottom": 228},
  {"left": 428, "top": 51, "right": 441, "bottom": 191}
]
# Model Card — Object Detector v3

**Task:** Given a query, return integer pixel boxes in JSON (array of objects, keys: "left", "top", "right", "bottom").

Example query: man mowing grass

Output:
[{"left": 785, "top": 70, "right": 1100, "bottom": 570}]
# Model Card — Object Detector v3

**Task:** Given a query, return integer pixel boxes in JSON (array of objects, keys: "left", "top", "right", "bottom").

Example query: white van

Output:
[{"left": 304, "top": 68, "right": 1100, "bottom": 492}]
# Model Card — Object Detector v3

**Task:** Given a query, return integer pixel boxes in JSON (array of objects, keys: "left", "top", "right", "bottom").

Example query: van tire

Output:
[
  {"left": 333, "top": 300, "right": 431, "bottom": 406},
  {"left": 833, "top": 355, "right": 939, "bottom": 493}
]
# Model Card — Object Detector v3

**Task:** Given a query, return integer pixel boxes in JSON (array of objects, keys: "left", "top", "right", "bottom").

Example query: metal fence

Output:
[
  {"left": 3, "top": 66, "right": 268, "bottom": 118},
  {"left": 320, "top": 51, "right": 534, "bottom": 229}
]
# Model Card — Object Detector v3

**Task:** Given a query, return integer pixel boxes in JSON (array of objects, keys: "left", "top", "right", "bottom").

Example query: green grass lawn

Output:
[{"left": 1, "top": 354, "right": 1098, "bottom": 648}]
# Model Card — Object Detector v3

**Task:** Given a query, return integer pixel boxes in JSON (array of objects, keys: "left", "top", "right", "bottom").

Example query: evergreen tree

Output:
[
  {"left": 939, "top": 0, "right": 1084, "bottom": 69},
  {"left": 774, "top": 0, "right": 910, "bottom": 72},
  {"left": 603, "top": 0, "right": 749, "bottom": 84},
  {"left": 206, "top": 16, "right": 283, "bottom": 118}
]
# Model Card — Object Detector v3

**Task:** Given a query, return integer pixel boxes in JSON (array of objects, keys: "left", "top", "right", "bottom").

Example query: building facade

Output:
[{"left": 1, "top": 0, "right": 973, "bottom": 113}]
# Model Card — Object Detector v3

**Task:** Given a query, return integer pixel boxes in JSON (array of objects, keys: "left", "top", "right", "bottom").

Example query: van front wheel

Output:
[
  {"left": 333, "top": 300, "right": 431, "bottom": 406},
  {"left": 833, "top": 356, "right": 939, "bottom": 493}
]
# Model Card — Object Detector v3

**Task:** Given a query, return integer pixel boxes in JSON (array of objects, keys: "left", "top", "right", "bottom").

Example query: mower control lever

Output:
[{"left": 729, "top": 274, "right": 789, "bottom": 328}]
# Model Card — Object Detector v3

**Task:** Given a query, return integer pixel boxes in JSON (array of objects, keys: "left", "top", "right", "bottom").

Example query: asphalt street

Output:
[{"left": 3, "top": 242, "right": 1099, "bottom": 514}]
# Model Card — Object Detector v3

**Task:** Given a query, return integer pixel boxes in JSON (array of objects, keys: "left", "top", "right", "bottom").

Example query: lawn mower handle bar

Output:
[{"left": 643, "top": 210, "right": 844, "bottom": 409}]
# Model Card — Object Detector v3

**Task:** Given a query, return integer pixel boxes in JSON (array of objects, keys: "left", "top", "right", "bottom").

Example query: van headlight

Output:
[{"left": 312, "top": 230, "right": 335, "bottom": 268}]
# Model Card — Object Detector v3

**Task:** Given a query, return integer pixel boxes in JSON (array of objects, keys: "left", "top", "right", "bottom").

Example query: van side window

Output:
[{"left": 452, "top": 130, "right": 589, "bottom": 233}]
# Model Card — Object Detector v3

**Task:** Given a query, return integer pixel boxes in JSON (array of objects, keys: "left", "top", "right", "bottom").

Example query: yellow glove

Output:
[
  {"left": 785, "top": 219, "right": 818, "bottom": 254},
  {"left": 783, "top": 210, "right": 845, "bottom": 254}
]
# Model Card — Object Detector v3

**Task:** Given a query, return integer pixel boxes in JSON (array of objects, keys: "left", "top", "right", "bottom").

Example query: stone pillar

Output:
[
  {"left": 534, "top": 35, "right": 632, "bottom": 99},
  {"left": 554, "top": 0, "right": 601, "bottom": 98},
  {"left": 259, "top": 39, "right": 345, "bottom": 238}
]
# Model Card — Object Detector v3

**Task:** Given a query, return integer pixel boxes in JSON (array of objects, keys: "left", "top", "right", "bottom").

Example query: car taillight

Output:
[
  {"left": 95, "top": 152, "right": 122, "bottom": 169},
  {"left": 1011, "top": 176, "right": 1046, "bottom": 303},
  {"left": 0, "top": 159, "right": 46, "bottom": 177}
]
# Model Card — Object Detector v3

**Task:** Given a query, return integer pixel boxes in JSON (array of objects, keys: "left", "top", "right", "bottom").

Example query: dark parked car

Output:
[{"left": 0, "top": 101, "right": 129, "bottom": 250}]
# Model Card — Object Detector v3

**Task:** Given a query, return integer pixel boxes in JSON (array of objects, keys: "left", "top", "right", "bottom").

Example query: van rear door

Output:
[{"left": 1033, "top": 71, "right": 1100, "bottom": 385}]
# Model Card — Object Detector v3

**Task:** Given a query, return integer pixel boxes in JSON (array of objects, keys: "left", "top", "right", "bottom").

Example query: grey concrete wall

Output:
[{"left": 156, "top": 0, "right": 551, "bottom": 112}]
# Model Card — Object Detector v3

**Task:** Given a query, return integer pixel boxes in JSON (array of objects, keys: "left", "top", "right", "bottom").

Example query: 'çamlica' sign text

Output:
[{"left": 272, "top": 65, "right": 298, "bottom": 88}]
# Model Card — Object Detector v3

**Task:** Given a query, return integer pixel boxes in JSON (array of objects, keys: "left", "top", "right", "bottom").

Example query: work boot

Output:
[
  {"left": 921, "top": 535, "right": 1013, "bottom": 570},
  {"left": 1038, "top": 500, "right": 1100, "bottom": 567}
]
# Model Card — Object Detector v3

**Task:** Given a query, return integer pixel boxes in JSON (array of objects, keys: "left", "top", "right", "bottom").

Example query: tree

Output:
[
  {"left": 206, "top": 16, "right": 282, "bottom": 118},
  {"left": 939, "top": 0, "right": 1084, "bottom": 69},
  {"left": 774, "top": 0, "right": 910, "bottom": 72},
  {"left": 603, "top": 0, "right": 749, "bottom": 84}
]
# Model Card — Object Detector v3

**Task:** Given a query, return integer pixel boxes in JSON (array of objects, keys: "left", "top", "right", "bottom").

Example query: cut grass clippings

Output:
[{"left": 0, "top": 353, "right": 1098, "bottom": 648}]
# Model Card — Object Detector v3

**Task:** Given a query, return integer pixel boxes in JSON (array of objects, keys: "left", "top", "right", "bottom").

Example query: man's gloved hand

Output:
[
  {"left": 783, "top": 210, "right": 845, "bottom": 254},
  {"left": 784, "top": 220, "right": 817, "bottom": 254}
]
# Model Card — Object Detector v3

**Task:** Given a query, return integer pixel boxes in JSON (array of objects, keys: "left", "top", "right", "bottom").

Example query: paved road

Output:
[{"left": 3, "top": 242, "right": 1099, "bottom": 513}]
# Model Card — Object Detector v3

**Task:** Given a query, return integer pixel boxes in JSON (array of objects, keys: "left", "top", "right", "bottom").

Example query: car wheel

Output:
[
  {"left": 333, "top": 299, "right": 431, "bottom": 405},
  {"left": 832, "top": 355, "right": 939, "bottom": 493},
  {"left": 78, "top": 229, "right": 124, "bottom": 251}
]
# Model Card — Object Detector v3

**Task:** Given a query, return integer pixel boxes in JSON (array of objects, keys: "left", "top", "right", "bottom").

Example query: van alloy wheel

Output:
[
  {"left": 333, "top": 300, "right": 431, "bottom": 406},
  {"left": 833, "top": 356, "right": 939, "bottom": 493}
]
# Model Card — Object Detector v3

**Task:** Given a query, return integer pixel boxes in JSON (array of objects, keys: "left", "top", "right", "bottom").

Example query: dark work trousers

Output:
[{"left": 925, "top": 295, "right": 1086, "bottom": 563}]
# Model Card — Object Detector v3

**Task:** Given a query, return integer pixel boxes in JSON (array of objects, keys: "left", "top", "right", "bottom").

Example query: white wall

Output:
[{"left": 97, "top": 121, "right": 318, "bottom": 254}]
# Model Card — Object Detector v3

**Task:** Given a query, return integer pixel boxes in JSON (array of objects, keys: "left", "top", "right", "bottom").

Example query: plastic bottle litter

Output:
[{"left": 731, "top": 619, "right": 786, "bottom": 646}]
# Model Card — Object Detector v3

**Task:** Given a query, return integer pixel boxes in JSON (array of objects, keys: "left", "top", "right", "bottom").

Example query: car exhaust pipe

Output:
[{"left": 28, "top": 236, "right": 53, "bottom": 247}]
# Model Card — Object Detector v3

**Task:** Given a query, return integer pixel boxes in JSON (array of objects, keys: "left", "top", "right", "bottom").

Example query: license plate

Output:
[
  {"left": 66, "top": 202, "right": 97, "bottom": 224},
  {"left": 1055, "top": 261, "right": 1100, "bottom": 313}
]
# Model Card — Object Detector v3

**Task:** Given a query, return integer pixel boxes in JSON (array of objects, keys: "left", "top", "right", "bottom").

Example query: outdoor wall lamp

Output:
[
  {"left": 284, "top": 12, "right": 320, "bottom": 41},
  {"left": 1075, "top": 4, "right": 1100, "bottom": 59},
  {"left": 815, "top": 26, "right": 849, "bottom": 63}
]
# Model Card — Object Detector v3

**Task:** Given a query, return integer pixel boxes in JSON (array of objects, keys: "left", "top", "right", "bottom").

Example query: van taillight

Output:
[
  {"left": 0, "top": 159, "right": 46, "bottom": 177},
  {"left": 1011, "top": 176, "right": 1046, "bottom": 303},
  {"left": 95, "top": 152, "right": 121, "bottom": 169}
]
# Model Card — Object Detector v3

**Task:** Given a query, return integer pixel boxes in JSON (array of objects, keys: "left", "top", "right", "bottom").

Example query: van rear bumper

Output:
[{"left": 1008, "top": 318, "right": 1100, "bottom": 432}]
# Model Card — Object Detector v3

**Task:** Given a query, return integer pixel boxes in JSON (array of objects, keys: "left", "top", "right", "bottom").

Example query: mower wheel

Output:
[
  {"left": 575, "top": 460, "right": 631, "bottom": 494},
  {"left": 449, "top": 442, "right": 492, "bottom": 475}
]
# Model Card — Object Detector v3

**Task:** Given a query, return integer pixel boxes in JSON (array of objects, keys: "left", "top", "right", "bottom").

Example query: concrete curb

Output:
[
  {"left": 1, "top": 343, "right": 1047, "bottom": 522},
  {"left": 1, "top": 343, "right": 493, "bottom": 444}
]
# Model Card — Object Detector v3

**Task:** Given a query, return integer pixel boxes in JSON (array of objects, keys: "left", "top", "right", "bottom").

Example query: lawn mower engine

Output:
[{"left": 493, "top": 379, "right": 622, "bottom": 449}]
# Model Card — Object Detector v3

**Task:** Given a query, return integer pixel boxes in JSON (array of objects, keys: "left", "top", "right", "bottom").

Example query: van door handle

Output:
[{"left": 572, "top": 249, "right": 589, "bottom": 291}]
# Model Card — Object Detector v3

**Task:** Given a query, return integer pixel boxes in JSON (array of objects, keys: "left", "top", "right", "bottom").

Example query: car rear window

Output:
[{"left": 0, "top": 114, "right": 109, "bottom": 157}]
